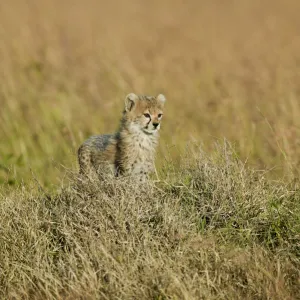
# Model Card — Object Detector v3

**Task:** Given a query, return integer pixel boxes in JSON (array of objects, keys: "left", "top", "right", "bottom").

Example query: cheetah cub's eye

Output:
[
  {"left": 158, "top": 113, "right": 163, "bottom": 118},
  {"left": 144, "top": 113, "right": 151, "bottom": 118}
]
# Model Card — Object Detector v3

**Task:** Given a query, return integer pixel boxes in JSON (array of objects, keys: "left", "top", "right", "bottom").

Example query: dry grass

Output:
[
  {"left": 1, "top": 145, "right": 299, "bottom": 299},
  {"left": 0, "top": 0, "right": 300, "bottom": 298}
]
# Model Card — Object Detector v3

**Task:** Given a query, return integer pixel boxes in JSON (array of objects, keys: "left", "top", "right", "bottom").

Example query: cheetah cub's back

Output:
[{"left": 78, "top": 93, "right": 166, "bottom": 181}]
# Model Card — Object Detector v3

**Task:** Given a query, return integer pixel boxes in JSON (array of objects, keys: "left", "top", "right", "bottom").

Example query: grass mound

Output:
[{"left": 1, "top": 145, "right": 299, "bottom": 299}]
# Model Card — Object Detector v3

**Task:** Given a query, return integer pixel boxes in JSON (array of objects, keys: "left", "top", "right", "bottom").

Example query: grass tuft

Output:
[{"left": 1, "top": 145, "right": 299, "bottom": 299}]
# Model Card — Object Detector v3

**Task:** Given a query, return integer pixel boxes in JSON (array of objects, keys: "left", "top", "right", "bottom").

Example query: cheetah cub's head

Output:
[{"left": 124, "top": 93, "right": 166, "bottom": 135}]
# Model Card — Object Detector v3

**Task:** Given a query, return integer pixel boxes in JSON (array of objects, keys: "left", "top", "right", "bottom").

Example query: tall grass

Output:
[
  {"left": 1, "top": 0, "right": 300, "bottom": 186},
  {"left": 0, "top": 145, "right": 299, "bottom": 299}
]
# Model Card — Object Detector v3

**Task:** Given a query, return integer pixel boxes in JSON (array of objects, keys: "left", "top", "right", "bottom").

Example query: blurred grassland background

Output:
[{"left": 1, "top": 0, "right": 300, "bottom": 187}]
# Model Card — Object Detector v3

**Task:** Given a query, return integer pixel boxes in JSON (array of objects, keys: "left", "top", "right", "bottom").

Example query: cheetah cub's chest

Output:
[{"left": 125, "top": 129, "right": 157, "bottom": 178}]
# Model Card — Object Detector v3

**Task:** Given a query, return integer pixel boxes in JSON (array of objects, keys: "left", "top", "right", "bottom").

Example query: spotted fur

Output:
[{"left": 77, "top": 93, "right": 166, "bottom": 181}]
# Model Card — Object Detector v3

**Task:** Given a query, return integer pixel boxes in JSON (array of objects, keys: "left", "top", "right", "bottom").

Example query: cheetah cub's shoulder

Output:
[{"left": 78, "top": 93, "right": 166, "bottom": 181}]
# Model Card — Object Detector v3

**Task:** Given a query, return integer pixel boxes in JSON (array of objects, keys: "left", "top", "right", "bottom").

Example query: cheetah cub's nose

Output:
[{"left": 153, "top": 123, "right": 159, "bottom": 129}]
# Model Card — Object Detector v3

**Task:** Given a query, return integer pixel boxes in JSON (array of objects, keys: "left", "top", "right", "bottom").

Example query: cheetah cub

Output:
[{"left": 78, "top": 93, "right": 166, "bottom": 181}]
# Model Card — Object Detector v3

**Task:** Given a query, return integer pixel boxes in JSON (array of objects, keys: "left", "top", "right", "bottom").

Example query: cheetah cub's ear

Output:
[
  {"left": 157, "top": 94, "right": 166, "bottom": 106},
  {"left": 124, "top": 93, "right": 139, "bottom": 112}
]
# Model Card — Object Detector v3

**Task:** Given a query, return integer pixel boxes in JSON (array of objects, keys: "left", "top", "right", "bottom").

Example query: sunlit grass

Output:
[
  {"left": 1, "top": 144, "right": 299, "bottom": 299},
  {"left": 1, "top": 0, "right": 300, "bottom": 187}
]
